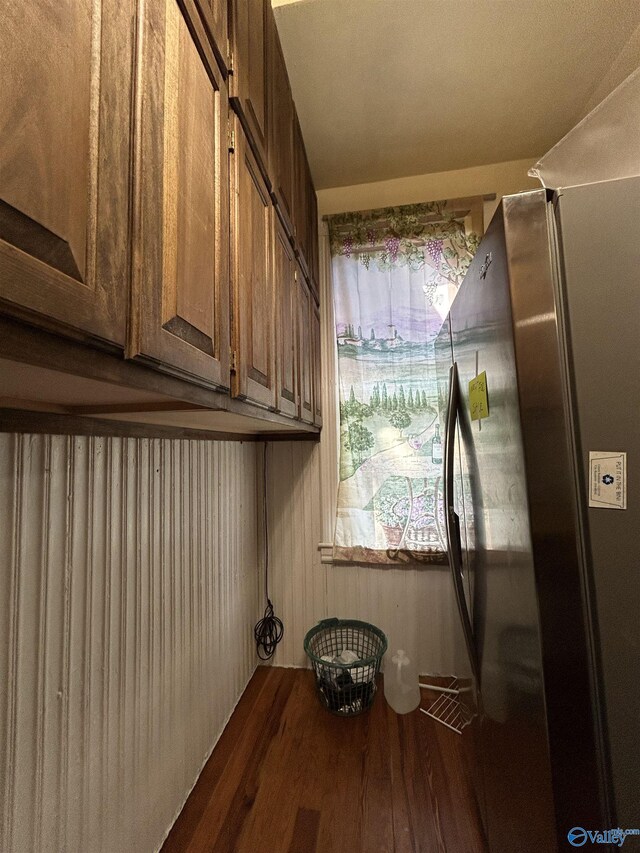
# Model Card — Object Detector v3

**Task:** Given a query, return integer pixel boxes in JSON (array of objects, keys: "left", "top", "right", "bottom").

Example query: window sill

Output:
[{"left": 318, "top": 542, "right": 448, "bottom": 568}]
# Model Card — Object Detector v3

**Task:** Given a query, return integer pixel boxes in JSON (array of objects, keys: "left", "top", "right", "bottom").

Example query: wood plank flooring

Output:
[{"left": 162, "top": 667, "right": 487, "bottom": 853}]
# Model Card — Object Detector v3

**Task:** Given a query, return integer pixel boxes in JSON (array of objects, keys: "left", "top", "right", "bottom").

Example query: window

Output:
[{"left": 327, "top": 197, "right": 483, "bottom": 565}]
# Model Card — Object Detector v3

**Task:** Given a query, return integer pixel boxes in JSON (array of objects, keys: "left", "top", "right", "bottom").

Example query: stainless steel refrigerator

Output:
[{"left": 435, "top": 177, "right": 640, "bottom": 851}]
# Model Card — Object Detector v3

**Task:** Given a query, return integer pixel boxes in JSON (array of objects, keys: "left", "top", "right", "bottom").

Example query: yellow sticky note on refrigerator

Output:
[{"left": 469, "top": 371, "right": 489, "bottom": 421}]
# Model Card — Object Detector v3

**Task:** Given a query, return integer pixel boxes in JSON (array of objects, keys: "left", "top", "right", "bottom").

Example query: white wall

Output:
[
  {"left": 267, "top": 159, "right": 541, "bottom": 676},
  {"left": 265, "top": 441, "right": 457, "bottom": 673},
  {"left": 317, "top": 157, "right": 540, "bottom": 223},
  {"left": 0, "top": 434, "right": 261, "bottom": 853}
]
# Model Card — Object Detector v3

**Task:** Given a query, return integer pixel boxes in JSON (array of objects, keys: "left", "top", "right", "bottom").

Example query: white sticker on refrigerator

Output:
[{"left": 589, "top": 451, "right": 627, "bottom": 510}]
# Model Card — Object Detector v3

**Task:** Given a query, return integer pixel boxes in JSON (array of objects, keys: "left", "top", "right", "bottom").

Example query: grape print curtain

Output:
[{"left": 327, "top": 197, "right": 483, "bottom": 565}]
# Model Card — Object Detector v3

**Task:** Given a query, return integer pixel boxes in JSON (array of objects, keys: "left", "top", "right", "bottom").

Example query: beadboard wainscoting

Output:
[
  {"left": 0, "top": 434, "right": 261, "bottom": 853},
  {"left": 265, "top": 441, "right": 459, "bottom": 675}
]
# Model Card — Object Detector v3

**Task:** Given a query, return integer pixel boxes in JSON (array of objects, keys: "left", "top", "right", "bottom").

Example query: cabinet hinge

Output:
[
  {"left": 228, "top": 127, "right": 236, "bottom": 153},
  {"left": 230, "top": 350, "right": 238, "bottom": 373}
]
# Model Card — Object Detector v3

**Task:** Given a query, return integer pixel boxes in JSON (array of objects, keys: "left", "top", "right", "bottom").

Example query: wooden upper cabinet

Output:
[
  {"left": 311, "top": 300, "right": 322, "bottom": 426},
  {"left": 231, "top": 121, "right": 276, "bottom": 409},
  {"left": 292, "top": 111, "right": 319, "bottom": 303},
  {"left": 307, "top": 171, "right": 320, "bottom": 301},
  {"left": 268, "top": 23, "right": 295, "bottom": 236},
  {"left": 274, "top": 215, "right": 298, "bottom": 418},
  {"left": 194, "top": 0, "right": 229, "bottom": 75},
  {"left": 229, "top": 0, "right": 270, "bottom": 175},
  {"left": 130, "top": 0, "right": 230, "bottom": 390},
  {"left": 293, "top": 113, "right": 309, "bottom": 268},
  {"left": 297, "top": 269, "right": 313, "bottom": 424},
  {"left": 0, "top": 0, "right": 134, "bottom": 345}
]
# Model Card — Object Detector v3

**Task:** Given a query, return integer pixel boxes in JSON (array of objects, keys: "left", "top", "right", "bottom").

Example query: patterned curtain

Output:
[{"left": 327, "top": 197, "right": 484, "bottom": 565}]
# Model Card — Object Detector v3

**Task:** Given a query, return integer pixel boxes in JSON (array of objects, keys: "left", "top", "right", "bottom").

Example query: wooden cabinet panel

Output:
[
  {"left": 131, "top": 0, "right": 230, "bottom": 390},
  {"left": 297, "top": 269, "right": 313, "bottom": 424},
  {"left": 269, "top": 23, "right": 294, "bottom": 235},
  {"left": 231, "top": 123, "right": 276, "bottom": 409},
  {"left": 229, "top": 0, "right": 270, "bottom": 174},
  {"left": 0, "top": 0, "right": 134, "bottom": 345},
  {"left": 292, "top": 112, "right": 319, "bottom": 303},
  {"left": 274, "top": 216, "right": 297, "bottom": 418},
  {"left": 311, "top": 300, "right": 322, "bottom": 426},
  {"left": 195, "top": 0, "right": 229, "bottom": 75},
  {"left": 308, "top": 173, "right": 320, "bottom": 302},
  {"left": 293, "top": 113, "right": 309, "bottom": 267}
]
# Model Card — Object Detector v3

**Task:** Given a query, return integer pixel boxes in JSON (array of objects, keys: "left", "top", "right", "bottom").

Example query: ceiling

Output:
[{"left": 273, "top": 0, "right": 640, "bottom": 189}]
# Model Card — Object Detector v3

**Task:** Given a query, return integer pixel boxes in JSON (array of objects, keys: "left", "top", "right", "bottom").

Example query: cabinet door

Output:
[
  {"left": 297, "top": 269, "right": 313, "bottom": 424},
  {"left": 307, "top": 170, "right": 320, "bottom": 303},
  {"left": 0, "top": 0, "right": 134, "bottom": 345},
  {"left": 269, "top": 24, "right": 294, "bottom": 235},
  {"left": 131, "top": 0, "right": 230, "bottom": 390},
  {"left": 292, "top": 113, "right": 319, "bottom": 302},
  {"left": 293, "top": 113, "right": 310, "bottom": 271},
  {"left": 274, "top": 216, "right": 298, "bottom": 418},
  {"left": 229, "top": 0, "right": 270, "bottom": 173},
  {"left": 231, "top": 123, "right": 277, "bottom": 409},
  {"left": 195, "top": 0, "right": 229, "bottom": 75},
  {"left": 311, "top": 300, "right": 322, "bottom": 427}
]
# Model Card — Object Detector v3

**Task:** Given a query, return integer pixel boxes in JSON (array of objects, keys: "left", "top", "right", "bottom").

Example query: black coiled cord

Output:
[
  {"left": 254, "top": 599, "right": 284, "bottom": 660},
  {"left": 254, "top": 445, "right": 284, "bottom": 660}
]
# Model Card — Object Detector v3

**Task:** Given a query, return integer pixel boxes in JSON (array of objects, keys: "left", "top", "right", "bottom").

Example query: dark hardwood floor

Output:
[{"left": 162, "top": 666, "right": 487, "bottom": 852}]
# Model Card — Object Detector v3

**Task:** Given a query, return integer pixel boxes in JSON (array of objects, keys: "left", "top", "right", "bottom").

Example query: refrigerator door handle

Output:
[{"left": 445, "top": 362, "right": 480, "bottom": 684}]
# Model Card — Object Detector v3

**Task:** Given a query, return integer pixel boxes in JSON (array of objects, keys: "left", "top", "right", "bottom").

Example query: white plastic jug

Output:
[{"left": 384, "top": 649, "right": 421, "bottom": 714}]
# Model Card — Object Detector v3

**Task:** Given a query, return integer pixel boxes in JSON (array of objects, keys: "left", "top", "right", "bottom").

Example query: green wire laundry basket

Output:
[{"left": 304, "top": 618, "right": 387, "bottom": 716}]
